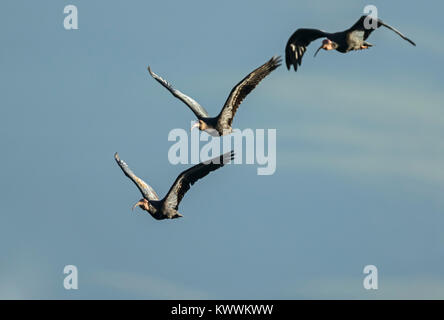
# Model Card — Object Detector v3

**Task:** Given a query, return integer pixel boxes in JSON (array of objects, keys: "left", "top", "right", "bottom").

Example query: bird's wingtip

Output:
[
  {"left": 272, "top": 55, "right": 283, "bottom": 66},
  {"left": 285, "top": 59, "right": 294, "bottom": 71},
  {"left": 221, "top": 150, "right": 235, "bottom": 164}
]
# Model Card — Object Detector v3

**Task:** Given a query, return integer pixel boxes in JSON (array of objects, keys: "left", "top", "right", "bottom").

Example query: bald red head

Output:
[
  {"left": 314, "top": 39, "right": 335, "bottom": 57},
  {"left": 322, "top": 39, "right": 332, "bottom": 46}
]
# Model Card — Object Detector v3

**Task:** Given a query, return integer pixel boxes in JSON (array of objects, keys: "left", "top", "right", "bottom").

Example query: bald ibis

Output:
[
  {"left": 114, "top": 151, "right": 234, "bottom": 220},
  {"left": 148, "top": 56, "right": 281, "bottom": 136},
  {"left": 285, "top": 15, "right": 416, "bottom": 71}
]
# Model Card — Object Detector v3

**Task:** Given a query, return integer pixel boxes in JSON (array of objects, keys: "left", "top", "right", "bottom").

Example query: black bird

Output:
[
  {"left": 114, "top": 151, "right": 234, "bottom": 220},
  {"left": 285, "top": 15, "right": 416, "bottom": 71},
  {"left": 148, "top": 56, "right": 281, "bottom": 136}
]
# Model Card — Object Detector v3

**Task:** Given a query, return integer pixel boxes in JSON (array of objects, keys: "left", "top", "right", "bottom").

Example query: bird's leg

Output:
[{"left": 360, "top": 42, "right": 373, "bottom": 50}]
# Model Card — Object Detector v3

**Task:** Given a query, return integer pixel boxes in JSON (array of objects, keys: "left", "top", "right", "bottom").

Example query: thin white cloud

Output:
[
  {"left": 0, "top": 282, "right": 26, "bottom": 300},
  {"left": 279, "top": 150, "right": 444, "bottom": 185},
  {"left": 257, "top": 71, "right": 444, "bottom": 184},
  {"left": 0, "top": 254, "right": 56, "bottom": 299},
  {"left": 282, "top": 275, "right": 444, "bottom": 299},
  {"left": 93, "top": 270, "right": 209, "bottom": 299}
]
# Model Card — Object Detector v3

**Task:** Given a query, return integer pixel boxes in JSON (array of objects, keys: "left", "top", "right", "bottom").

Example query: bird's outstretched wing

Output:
[
  {"left": 114, "top": 153, "right": 159, "bottom": 201},
  {"left": 216, "top": 56, "right": 281, "bottom": 129},
  {"left": 285, "top": 28, "right": 328, "bottom": 71},
  {"left": 348, "top": 15, "right": 416, "bottom": 46},
  {"left": 148, "top": 66, "right": 210, "bottom": 119},
  {"left": 163, "top": 151, "right": 234, "bottom": 210}
]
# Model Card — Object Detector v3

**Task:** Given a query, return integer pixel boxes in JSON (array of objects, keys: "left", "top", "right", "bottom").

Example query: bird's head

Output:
[
  {"left": 314, "top": 39, "right": 337, "bottom": 57},
  {"left": 191, "top": 120, "right": 208, "bottom": 131},
  {"left": 132, "top": 198, "right": 150, "bottom": 212}
]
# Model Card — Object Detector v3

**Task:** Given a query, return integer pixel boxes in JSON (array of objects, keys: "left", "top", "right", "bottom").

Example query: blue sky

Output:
[{"left": 1, "top": 0, "right": 444, "bottom": 299}]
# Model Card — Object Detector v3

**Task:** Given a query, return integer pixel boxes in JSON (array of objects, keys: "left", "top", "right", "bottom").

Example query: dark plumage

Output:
[
  {"left": 285, "top": 15, "right": 416, "bottom": 72},
  {"left": 148, "top": 56, "right": 282, "bottom": 136},
  {"left": 114, "top": 151, "right": 234, "bottom": 220}
]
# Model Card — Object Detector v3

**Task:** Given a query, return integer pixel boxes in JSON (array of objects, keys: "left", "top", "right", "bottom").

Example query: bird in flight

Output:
[
  {"left": 285, "top": 15, "right": 416, "bottom": 72},
  {"left": 114, "top": 151, "right": 234, "bottom": 220},
  {"left": 148, "top": 56, "right": 281, "bottom": 136}
]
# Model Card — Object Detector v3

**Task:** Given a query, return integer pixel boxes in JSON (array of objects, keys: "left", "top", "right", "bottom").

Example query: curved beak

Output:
[
  {"left": 132, "top": 200, "right": 144, "bottom": 211},
  {"left": 314, "top": 45, "right": 323, "bottom": 57},
  {"left": 190, "top": 121, "right": 200, "bottom": 132}
]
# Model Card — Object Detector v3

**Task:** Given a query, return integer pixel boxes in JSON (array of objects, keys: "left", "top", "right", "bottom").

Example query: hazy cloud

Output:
[{"left": 94, "top": 270, "right": 209, "bottom": 299}]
